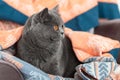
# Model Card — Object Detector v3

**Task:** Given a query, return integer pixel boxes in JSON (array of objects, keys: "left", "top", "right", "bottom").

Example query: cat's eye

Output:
[
  {"left": 53, "top": 25, "right": 59, "bottom": 31},
  {"left": 62, "top": 25, "right": 64, "bottom": 28}
]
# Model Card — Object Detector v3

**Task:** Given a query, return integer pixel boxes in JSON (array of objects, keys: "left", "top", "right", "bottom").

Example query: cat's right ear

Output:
[
  {"left": 38, "top": 8, "right": 50, "bottom": 23},
  {"left": 40, "top": 8, "right": 49, "bottom": 18}
]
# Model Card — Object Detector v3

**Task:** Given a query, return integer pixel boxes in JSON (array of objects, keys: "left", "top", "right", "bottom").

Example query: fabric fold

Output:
[{"left": 65, "top": 27, "right": 120, "bottom": 61}]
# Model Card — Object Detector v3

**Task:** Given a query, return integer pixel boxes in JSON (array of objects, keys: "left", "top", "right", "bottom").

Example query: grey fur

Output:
[{"left": 17, "top": 7, "right": 80, "bottom": 77}]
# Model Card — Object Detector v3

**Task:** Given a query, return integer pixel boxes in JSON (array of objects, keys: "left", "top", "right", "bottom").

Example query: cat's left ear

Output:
[{"left": 53, "top": 5, "right": 59, "bottom": 12}]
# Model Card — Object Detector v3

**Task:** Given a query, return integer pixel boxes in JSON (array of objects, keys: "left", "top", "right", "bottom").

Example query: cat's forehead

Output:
[
  {"left": 48, "top": 10, "right": 63, "bottom": 25},
  {"left": 48, "top": 10, "right": 59, "bottom": 19}
]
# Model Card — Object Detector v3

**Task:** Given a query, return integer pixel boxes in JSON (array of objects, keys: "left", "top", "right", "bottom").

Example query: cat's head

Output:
[{"left": 24, "top": 6, "right": 65, "bottom": 44}]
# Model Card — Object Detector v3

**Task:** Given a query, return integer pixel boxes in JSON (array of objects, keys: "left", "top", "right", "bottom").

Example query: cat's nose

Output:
[
  {"left": 61, "top": 32, "right": 64, "bottom": 38},
  {"left": 61, "top": 32, "right": 64, "bottom": 35}
]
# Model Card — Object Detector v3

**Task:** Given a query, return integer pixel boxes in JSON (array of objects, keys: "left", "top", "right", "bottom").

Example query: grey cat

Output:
[{"left": 17, "top": 6, "right": 80, "bottom": 77}]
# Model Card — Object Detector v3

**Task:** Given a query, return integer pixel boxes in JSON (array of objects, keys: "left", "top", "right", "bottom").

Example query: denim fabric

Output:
[
  {"left": 0, "top": 50, "right": 120, "bottom": 80},
  {"left": 75, "top": 57, "right": 118, "bottom": 80}
]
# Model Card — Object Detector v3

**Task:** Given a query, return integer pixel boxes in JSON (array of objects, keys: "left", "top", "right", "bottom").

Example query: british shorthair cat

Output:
[{"left": 17, "top": 6, "right": 80, "bottom": 77}]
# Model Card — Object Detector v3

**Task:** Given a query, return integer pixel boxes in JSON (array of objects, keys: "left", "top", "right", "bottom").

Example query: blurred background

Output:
[{"left": 118, "top": 0, "right": 120, "bottom": 11}]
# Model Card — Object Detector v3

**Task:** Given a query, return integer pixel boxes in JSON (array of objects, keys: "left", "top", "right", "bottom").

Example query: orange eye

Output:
[{"left": 54, "top": 26, "right": 59, "bottom": 31}]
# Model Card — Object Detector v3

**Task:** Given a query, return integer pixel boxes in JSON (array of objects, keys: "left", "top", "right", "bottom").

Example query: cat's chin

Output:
[{"left": 61, "top": 34, "right": 65, "bottom": 39}]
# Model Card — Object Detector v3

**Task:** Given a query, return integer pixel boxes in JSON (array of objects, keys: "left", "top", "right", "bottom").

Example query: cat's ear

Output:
[
  {"left": 53, "top": 5, "right": 59, "bottom": 12},
  {"left": 38, "top": 8, "right": 51, "bottom": 23},
  {"left": 40, "top": 8, "right": 49, "bottom": 17},
  {"left": 39, "top": 8, "right": 49, "bottom": 19}
]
